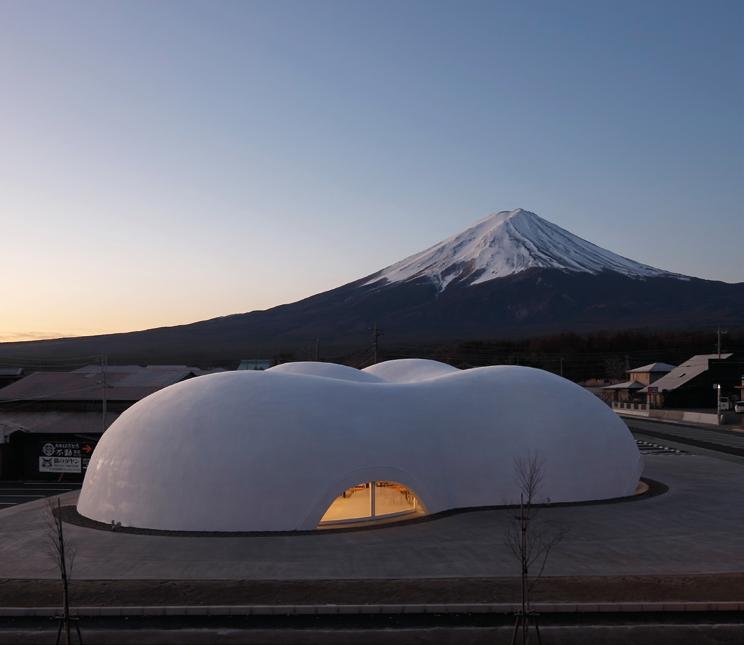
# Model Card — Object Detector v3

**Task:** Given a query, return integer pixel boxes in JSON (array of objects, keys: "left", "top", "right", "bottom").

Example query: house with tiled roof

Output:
[{"left": 602, "top": 362, "right": 675, "bottom": 405}]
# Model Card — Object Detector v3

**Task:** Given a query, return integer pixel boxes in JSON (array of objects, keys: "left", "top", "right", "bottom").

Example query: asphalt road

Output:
[
  {"left": 0, "top": 481, "right": 81, "bottom": 510},
  {"left": 624, "top": 417, "right": 744, "bottom": 462}
]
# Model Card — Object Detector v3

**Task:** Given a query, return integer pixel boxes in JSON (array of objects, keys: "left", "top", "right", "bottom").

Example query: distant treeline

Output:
[
  {"left": 328, "top": 328, "right": 744, "bottom": 382},
  {"left": 2, "top": 328, "right": 741, "bottom": 384}
]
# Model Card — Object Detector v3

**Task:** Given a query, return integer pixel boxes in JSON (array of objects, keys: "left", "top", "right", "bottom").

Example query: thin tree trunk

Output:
[
  {"left": 521, "top": 494, "right": 528, "bottom": 645},
  {"left": 57, "top": 500, "right": 71, "bottom": 645}
]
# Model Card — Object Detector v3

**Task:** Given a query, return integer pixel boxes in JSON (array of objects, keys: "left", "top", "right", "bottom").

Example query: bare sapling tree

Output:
[
  {"left": 505, "top": 452, "right": 567, "bottom": 645},
  {"left": 46, "top": 498, "right": 81, "bottom": 645}
]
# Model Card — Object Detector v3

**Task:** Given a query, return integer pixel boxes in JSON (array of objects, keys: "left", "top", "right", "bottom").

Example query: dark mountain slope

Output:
[
  {"left": 1, "top": 269, "right": 742, "bottom": 365},
  {"left": 2, "top": 208, "right": 742, "bottom": 364}
]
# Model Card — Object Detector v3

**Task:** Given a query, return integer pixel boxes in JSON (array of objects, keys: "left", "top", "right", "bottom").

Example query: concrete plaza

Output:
[{"left": 1, "top": 452, "right": 744, "bottom": 581}]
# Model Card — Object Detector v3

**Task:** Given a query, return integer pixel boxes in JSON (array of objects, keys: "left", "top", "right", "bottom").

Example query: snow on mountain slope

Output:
[{"left": 366, "top": 209, "right": 685, "bottom": 291}]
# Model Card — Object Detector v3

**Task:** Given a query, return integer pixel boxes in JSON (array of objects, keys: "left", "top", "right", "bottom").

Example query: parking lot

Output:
[{"left": 0, "top": 481, "right": 81, "bottom": 510}]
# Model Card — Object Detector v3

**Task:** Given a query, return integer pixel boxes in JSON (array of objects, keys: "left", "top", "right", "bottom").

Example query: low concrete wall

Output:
[
  {"left": 650, "top": 409, "right": 721, "bottom": 425},
  {"left": 612, "top": 404, "right": 733, "bottom": 426},
  {"left": 614, "top": 406, "right": 649, "bottom": 418}
]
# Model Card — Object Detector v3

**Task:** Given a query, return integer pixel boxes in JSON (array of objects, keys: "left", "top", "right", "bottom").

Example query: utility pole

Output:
[
  {"left": 717, "top": 327, "right": 727, "bottom": 359},
  {"left": 372, "top": 323, "right": 383, "bottom": 365},
  {"left": 559, "top": 357, "right": 564, "bottom": 378},
  {"left": 314, "top": 338, "right": 320, "bottom": 362},
  {"left": 100, "top": 354, "right": 107, "bottom": 434}
]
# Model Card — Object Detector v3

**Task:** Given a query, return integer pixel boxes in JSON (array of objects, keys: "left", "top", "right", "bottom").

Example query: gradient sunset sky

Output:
[{"left": 1, "top": 0, "right": 742, "bottom": 342}]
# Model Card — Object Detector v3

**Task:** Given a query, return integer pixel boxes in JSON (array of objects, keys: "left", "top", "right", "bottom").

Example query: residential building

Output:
[
  {"left": 0, "top": 364, "right": 222, "bottom": 480},
  {"left": 643, "top": 354, "right": 744, "bottom": 409},
  {"left": 601, "top": 362, "right": 675, "bottom": 405}
]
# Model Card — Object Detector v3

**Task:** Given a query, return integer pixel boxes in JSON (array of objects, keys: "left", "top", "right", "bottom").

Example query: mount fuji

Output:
[
  {"left": 365, "top": 208, "right": 683, "bottom": 290},
  {"left": 1, "top": 209, "right": 742, "bottom": 363}
]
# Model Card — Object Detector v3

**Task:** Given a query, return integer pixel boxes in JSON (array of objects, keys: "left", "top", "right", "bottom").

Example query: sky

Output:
[{"left": 1, "top": 0, "right": 742, "bottom": 341}]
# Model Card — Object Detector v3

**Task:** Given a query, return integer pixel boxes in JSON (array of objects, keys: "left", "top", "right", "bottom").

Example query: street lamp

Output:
[{"left": 714, "top": 383, "right": 721, "bottom": 425}]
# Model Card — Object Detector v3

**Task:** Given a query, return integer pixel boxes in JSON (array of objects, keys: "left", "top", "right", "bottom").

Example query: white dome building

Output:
[{"left": 77, "top": 359, "right": 642, "bottom": 532}]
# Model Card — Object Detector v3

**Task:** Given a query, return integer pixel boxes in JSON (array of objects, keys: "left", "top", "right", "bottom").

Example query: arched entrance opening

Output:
[{"left": 318, "top": 480, "right": 426, "bottom": 527}]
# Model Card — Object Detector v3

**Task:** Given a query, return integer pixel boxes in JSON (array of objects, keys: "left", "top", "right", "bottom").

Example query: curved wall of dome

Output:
[{"left": 77, "top": 359, "right": 642, "bottom": 532}]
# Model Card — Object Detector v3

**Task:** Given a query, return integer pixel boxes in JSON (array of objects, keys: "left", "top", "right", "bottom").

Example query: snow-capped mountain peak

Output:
[{"left": 366, "top": 208, "right": 684, "bottom": 291}]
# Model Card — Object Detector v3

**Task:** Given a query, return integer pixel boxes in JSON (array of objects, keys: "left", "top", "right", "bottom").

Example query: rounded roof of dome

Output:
[
  {"left": 362, "top": 358, "right": 460, "bottom": 383},
  {"left": 268, "top": 361, "right": 383, "bottom": 382}
]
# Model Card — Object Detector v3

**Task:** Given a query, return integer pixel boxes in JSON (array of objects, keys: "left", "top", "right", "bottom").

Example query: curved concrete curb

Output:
[{"left": 2, "top": 601, "right": 744, "bottom": 617}]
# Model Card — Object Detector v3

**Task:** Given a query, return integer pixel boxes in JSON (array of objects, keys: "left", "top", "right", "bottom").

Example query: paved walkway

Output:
[{"left": 1, "top": 453, "right": 744, "bottom": 580}]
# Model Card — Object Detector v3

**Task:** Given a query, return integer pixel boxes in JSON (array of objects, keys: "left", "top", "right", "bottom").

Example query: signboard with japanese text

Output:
[{"left": 37, "top": 440, "right": 96, "bottom": 474}]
